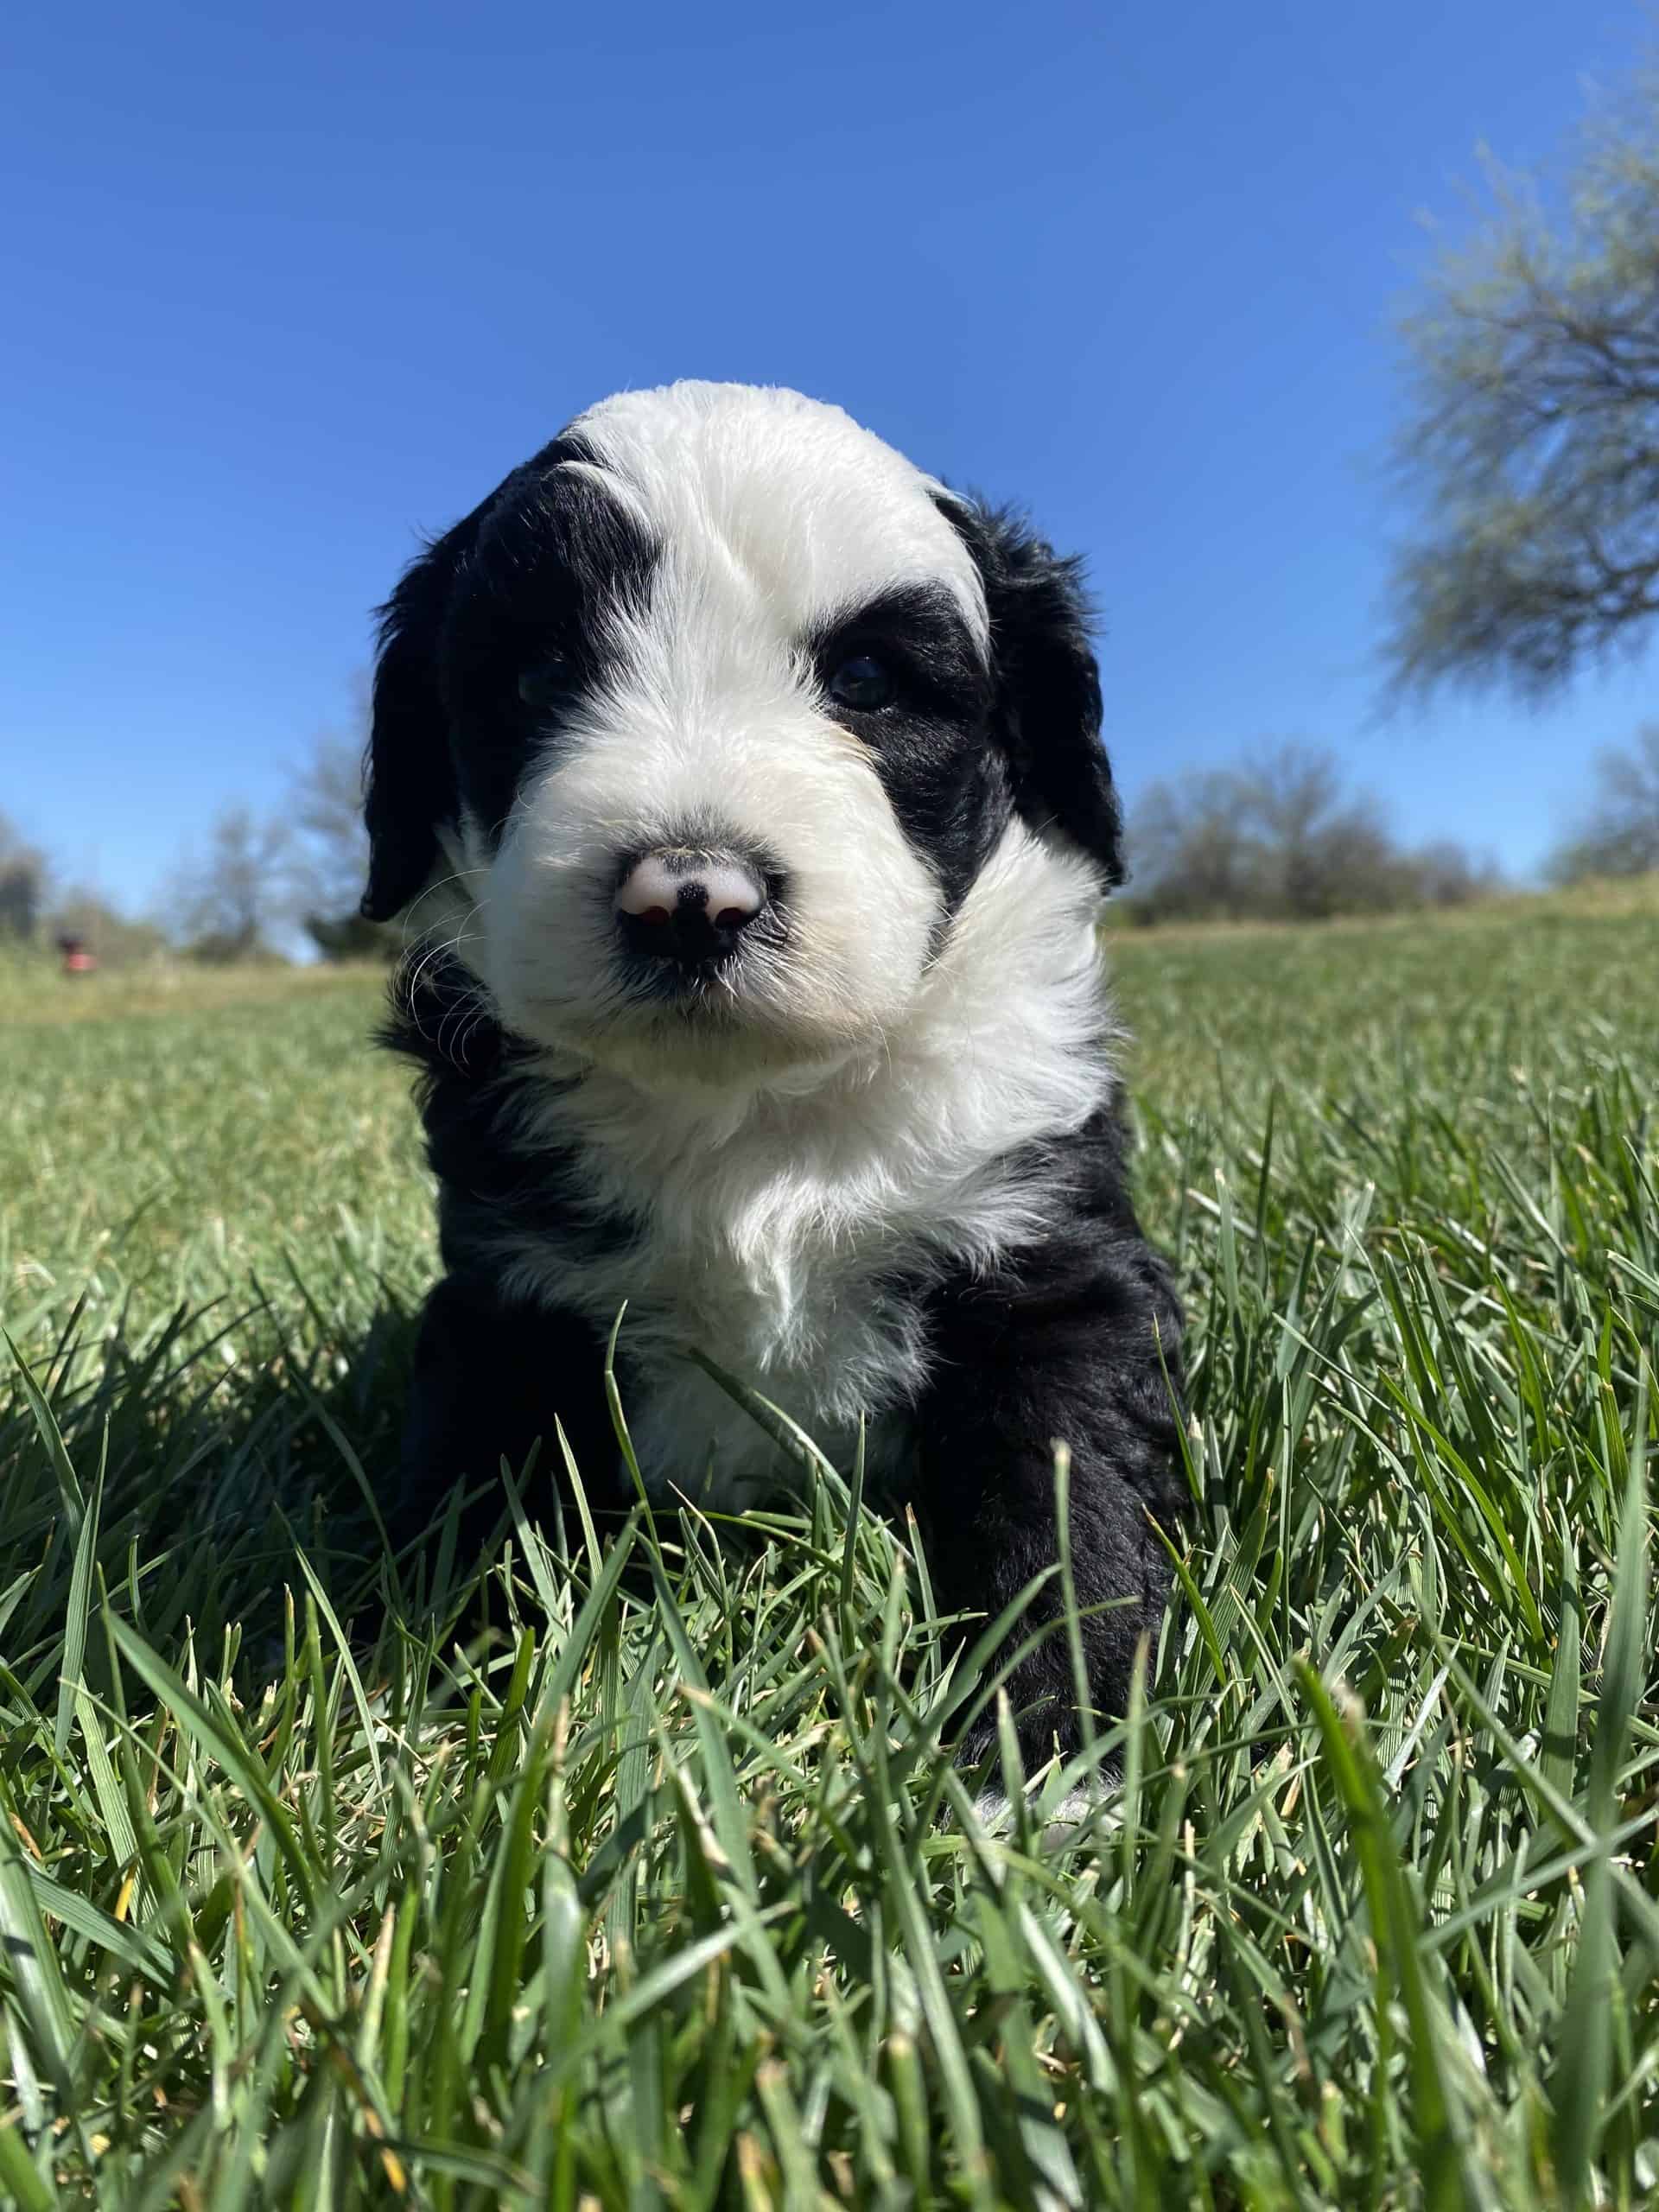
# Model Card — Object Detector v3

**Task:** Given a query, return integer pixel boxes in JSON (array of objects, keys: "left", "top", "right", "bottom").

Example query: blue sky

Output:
[{"left": 4, "top": 0, "right": 1653, "bottom": 913}]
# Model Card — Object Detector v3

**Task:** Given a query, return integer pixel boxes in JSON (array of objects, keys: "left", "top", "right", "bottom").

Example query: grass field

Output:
[{"left": 2, "top": 894, "right": 1656, "bottom": 2209}]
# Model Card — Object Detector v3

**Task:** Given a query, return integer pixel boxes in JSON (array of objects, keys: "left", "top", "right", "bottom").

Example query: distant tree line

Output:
[
  {"left": 0, "top": 817, "right": 47, "bottom": 940},
  {"left": 1, "top": 726, "right": 391, "bottom": 969},
  {"left": 0, "top": 810, "right": 171, "bottom": 969},
  {"left": 1122, "top": 725, "right": 1659, "bottom": 925},
  {"left": 156, "top": 730, "right": 401, "bottom": 963},
  {"left": 1544, "top": 724, "right": 1659, "bottom": 886},
  {"left": 1120, "top": 743, "right": 1501, "bottom": 925}
]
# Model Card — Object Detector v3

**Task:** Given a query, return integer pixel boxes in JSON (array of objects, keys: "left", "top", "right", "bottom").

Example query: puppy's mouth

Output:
[{"left": 613, "top": 916, "right": 789, "bottom": 1011}]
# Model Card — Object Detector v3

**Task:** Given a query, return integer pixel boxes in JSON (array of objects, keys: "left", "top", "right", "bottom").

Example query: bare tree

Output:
[
  {"left": 1407, "top": 839, "right": 1505, "bottom": 908},
  {"left": 1243, "top": 747, "right": 1402, "bottom": 918},
  {"left": 1386, "top": 71, "right": 1659, "bottom": 701},
  {"left": 288, "top": 729, "right": 369, "bottom": 916},
  {"left": 1547, "top": 723, "right": 1659, "bottom": 882},
  {"left": 1128, "top": 746, "right": 1373, "bottom": 920},
  {"left": 283, "top": 695, "right": 395, "bottom": 959},
  {"left": 167, "top": 805, "right": 291, "bottom": 962},
  {"left": 1125, "top": 744, "right": 1497, "bottom": 923},
  {"left": 1128, "top": 768, "right": 1253, "bottom": 919},
  {"left": 0, "top": 811, "right": 48, "bottom": 941}
]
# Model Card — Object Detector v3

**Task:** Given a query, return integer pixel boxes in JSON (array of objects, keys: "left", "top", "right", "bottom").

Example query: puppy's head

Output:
[{"left": 364, "top": 382, "right": 1122, "bottom": 1082}]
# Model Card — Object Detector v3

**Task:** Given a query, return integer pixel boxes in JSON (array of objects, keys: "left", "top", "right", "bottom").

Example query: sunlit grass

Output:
[{"left": 1, "top": 899, "right": 1656, "bottom": 2207}]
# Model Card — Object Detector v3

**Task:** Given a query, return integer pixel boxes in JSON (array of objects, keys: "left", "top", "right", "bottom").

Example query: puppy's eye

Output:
[
  {"left": 826, "top": 654, "right": 895, "bottom": 711},
  {"left": 518, "top": 652, "right": 574, "bottom": 709}
]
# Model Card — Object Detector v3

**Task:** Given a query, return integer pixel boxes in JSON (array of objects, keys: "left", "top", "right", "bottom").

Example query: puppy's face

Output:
[{"left": 365, "top": 383, "right": 1123, "bottom": 1083}]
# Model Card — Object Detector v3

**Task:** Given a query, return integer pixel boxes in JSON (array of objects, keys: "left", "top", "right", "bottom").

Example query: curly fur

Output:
[{"left": 364, "top": 381, "right": 1186, "bottom": 1770}]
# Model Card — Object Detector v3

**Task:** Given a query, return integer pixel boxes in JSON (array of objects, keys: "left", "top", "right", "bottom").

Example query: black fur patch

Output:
[
  {"left": 810, "top": 583, "right": 1014, "bottom": 917},
  {"left": 361, "top": 434, "right": 658, "bottom": 920},
  {"left": 934, "top": 495, "right": 1126, "bottom": 887},
  {"left": 911, "top": 1101, "right": 1186, "bottom": 1763},
  {"left": 382, "top": 945, "right": 640, "bottom": 1274},
  {"left": 377, "top": 946, "right": 631, "bottom": 1549},
  {"left": 443, "top": 449, "right": 659, "bottom": 850}
]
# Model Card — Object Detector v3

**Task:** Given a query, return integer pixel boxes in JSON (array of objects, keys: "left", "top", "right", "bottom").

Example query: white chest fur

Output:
[{"left": 487, "top": 828, "right": 1116, "bottom": 1506}]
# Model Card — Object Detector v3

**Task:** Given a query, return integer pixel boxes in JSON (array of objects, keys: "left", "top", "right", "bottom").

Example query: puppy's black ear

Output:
[
  {"left": 941, "top": 497, "right": 1123, "bottom": 887},
  {"left": 360, "top": 508, "right": 483, "bottom": 923}
]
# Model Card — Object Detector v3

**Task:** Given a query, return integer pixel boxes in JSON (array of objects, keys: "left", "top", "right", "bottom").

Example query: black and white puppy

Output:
[{"left": 363, "top": 381, "right": 1185, "bottom": 1778}]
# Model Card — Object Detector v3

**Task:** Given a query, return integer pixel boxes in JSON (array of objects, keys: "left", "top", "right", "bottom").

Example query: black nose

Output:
[{"left": 614, "top": 849, "right": 771, "bottom": 966}]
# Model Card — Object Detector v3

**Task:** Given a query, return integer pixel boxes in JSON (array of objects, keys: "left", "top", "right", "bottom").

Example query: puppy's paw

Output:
[{"left": 969, "top": 1777, "right": 1108, "bottom": 1849}]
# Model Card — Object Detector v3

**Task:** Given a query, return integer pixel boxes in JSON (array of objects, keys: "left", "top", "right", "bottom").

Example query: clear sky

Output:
[{"left": 4, "top": 0, "right": 1654, "bottom": 914}]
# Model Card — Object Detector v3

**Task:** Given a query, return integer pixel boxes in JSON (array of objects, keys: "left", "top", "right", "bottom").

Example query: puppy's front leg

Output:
[
  {"left": 391, "top": 1276, "right": 616, "bottom": 1569},
  {"left": 912, "top": 1211, "right": 1185, "bottom": 1783}
]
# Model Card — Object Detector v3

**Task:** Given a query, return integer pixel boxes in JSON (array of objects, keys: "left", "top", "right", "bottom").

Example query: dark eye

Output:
[
  {"left": 518, "top": 652, "right": 574, "bottom": 709},
  {"left": 826, "top": 654, "right": 895, "bottom": 711}
]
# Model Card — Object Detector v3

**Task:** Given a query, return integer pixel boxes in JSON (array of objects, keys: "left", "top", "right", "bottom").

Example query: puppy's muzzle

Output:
[{"left": 614, "top": 846, "right": 772, "bottom": 972}]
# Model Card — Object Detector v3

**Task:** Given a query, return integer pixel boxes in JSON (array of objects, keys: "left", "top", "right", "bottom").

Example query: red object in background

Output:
[{"left": 56, "top": 933, "right": 98, "bottom": 976}]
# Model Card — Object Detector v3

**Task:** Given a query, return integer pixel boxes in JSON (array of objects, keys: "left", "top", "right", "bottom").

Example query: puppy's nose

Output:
[{"left": 614, "top": 848, "right": 770, "bottom": 962}]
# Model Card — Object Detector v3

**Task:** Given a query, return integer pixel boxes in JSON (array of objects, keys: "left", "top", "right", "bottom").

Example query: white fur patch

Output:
[
  {"left": 971, "top": 1782, "right": 1105, "bottom": 1847},
  {"left": 573, "top": 383, "right": 988, "bottom": 652},
  {"left": 475, "top": 384, "right": 988, "bottom": 1080},
  {"left": 489, "top": 823, "right": 1113, "bottom": 1505}
]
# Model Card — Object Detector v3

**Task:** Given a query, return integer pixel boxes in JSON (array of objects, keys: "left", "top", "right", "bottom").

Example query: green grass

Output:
[{"left": 1, "top": 901, "right": 1656, "bottom": 2208}]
